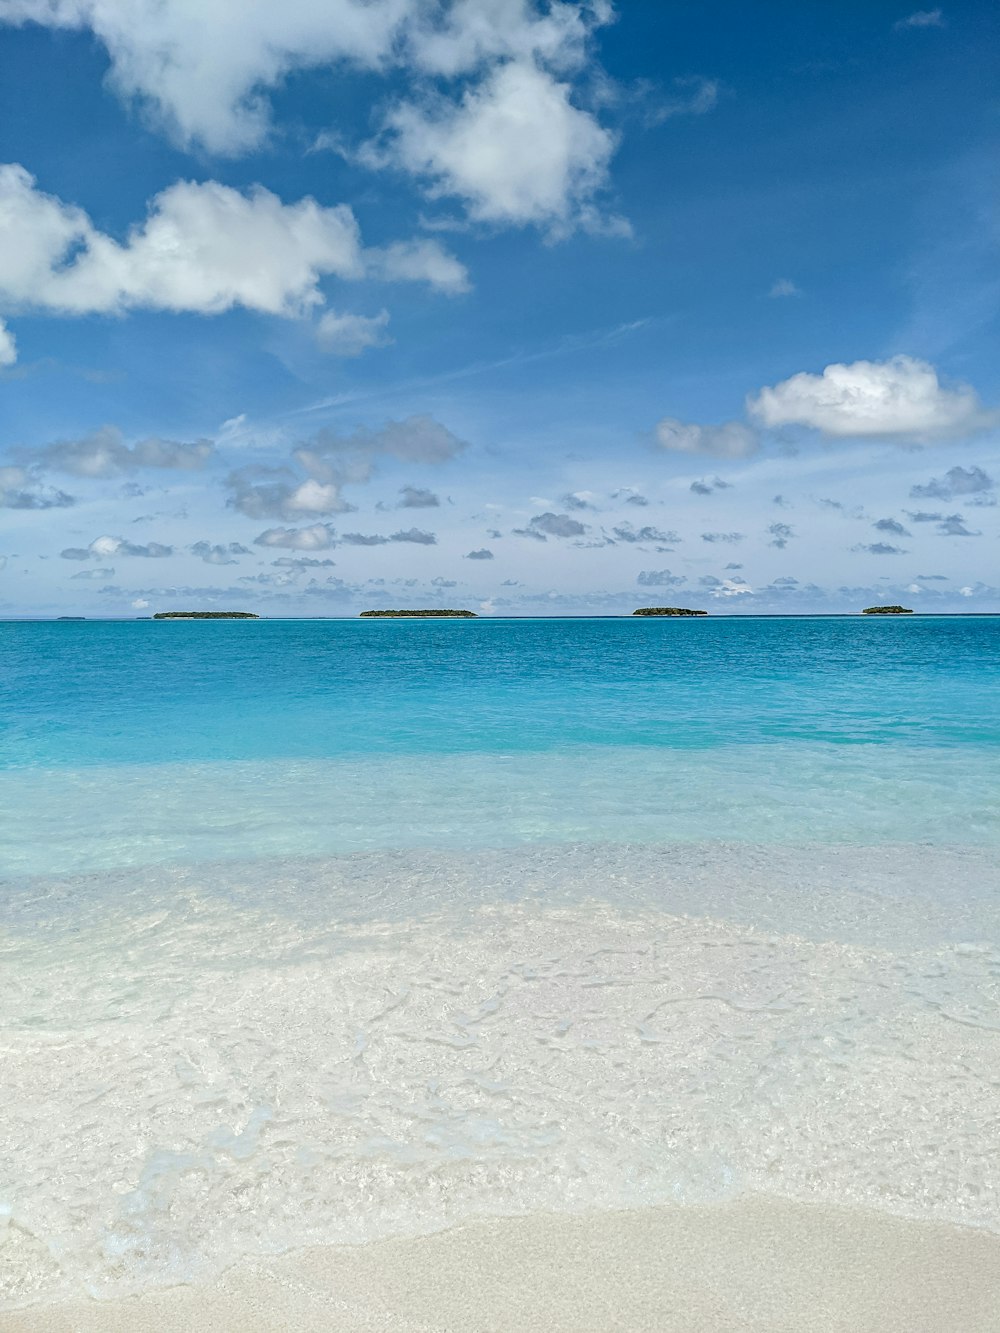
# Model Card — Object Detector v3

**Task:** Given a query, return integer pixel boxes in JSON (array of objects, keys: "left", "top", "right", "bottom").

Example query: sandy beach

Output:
[{"left": 5, "top": 1196, "right": 999, "bottom": 1333}]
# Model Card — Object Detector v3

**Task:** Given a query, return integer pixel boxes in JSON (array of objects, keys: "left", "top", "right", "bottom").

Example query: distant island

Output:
[
  {"left": 861, "top": 606, "right": 913, "bottom": 616},
  {"left": 153, "top": 611, "right": 260, "bottom": 620},
  {"left": 360, "top": 609, "right": 477, "bottom": 618},
  {"left": 633, "top": 607, "right": 707, "bottom": 617},
  {"left": 56, "top": 616, "right": 86, "bottom": 621}
]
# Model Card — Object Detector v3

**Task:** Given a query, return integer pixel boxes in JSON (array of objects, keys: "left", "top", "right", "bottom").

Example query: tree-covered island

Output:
[
  {"left": 360, "top": 609, "right": 478, "bottom": 618},
  {"left": 633, "top": 607, "right": 708, "bottom": 617},
  {"left": 153, "top": 611, "right": 260, "bottom": 619}
]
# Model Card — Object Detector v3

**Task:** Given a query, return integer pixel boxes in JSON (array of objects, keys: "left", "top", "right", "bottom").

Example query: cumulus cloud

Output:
[
  {"left": 513, "top": 511, "right": 588, "bottom": 540},
  {"left": 253, "top": 523, "right": 338, "bottom": 551},
  {"left": 690, "top": 476, "right": 731, "bottom": 495},
  {"left": 612, "top": 522, "right": 679, "bottom": 545},
  {"left": 936, "top": 514, "right": 979, "bottom": 537},
  {"left": 910, "top": 465, "right": 994, "bottom": 499},
  {"left": 190, "top": 540, "right": 251, "bottom": 565},
  {"left": 701, "top": 575, "right": 753, "bottom": 598},
  {"left": 389, "top": 527, "right": 436, "bottom": 544},
  {"left": 24, "top": 425, "right": 213, "bottom": 477},
  {"left": 767, "top": 522, "right": 794, "bottom": 548},
  {"left": 853, "top": 542, "right": 906, "bottom": 555},
  {"left": 226, "top": 466, "right": 354, "bottom": 521},
  {"left": 0, "top": 465, "right": 74, "bottom": 508},
  {"left": 465, "top": 548, "right": 494, "bottom": 559},
  {"left": 228, "top": 416, "right": 465, "bottom": 522},
  {"left": 60, "top": 535, "right": 173, "bottom": 559},
  {"left": 369, "top": 239, "right": 470, "bottom": 293},
  {"left": 2, "top": 0, "right": 606, "bottom": 154},
  {"left": 339, "top": 527, "right": 437, "bottom": 545},
  {"left": 316, "top": 308, "right": 391, "bottom": 356},
  {"left": 271, "top": 556, "right": 337, "bottom": 570},
  {"left": 654, "top": 417, "right": 759, "bottom": 458},
  {"left": 873, "top": 517, "right": 911, "bottom": 536},
  {"left": 397, "top": 485, "right": 440, "bottom": 508},
  {"left": 340, "top": 532, "right": 390, "bottom": 546},
  {"left": 562, "top": 490, "right": 598, "bottom": 510},
  {"left": 0, "top": 165, "right": 466, "bottom": 359},
  {"left": 372, "top": 59, "right": 619, "bottom": 234},
  {"left": 636, "top": 569, "right": 684, "bottom": 587},
  {"left": 748, "top": 355, "right": 991, "bottom": 440},
  {"left": 611, "top": 487, "right": 649, "bottom": 506},
  {"left": 297, "top": 415, "right": 468, "bottom": 484},
  {"left": 701, "top": 531, "right": 744, "bottom": 544}
]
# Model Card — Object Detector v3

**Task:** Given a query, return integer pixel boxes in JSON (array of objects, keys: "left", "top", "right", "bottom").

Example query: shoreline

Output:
[{"left": 3, "top": 1196, "right": 999, "bottom": 1332}]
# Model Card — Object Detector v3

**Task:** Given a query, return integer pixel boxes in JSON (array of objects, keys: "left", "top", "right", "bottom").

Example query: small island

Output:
[
  {"left": 861, "top": 606, "right": 913, "bottom": 616},
  {"left": 360, "top": 609, "right": 477, "bottom": 618},
  {"left": 633, "top": 607, "right": 707, "bottom": 617},
  {"left": 153, "top": 611, "right": 260, "bottom": 620},
  {"left": 56, "top": 616, "right": 86, "bottom": 621}
]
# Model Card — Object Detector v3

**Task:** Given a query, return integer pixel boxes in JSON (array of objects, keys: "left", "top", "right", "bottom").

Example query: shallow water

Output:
[{"left": 1, "top": 618, "right": 998, "bottom": 1306}]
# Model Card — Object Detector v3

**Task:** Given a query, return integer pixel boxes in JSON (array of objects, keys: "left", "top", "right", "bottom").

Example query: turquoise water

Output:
[
  {"left": 2, "top": 617, "right": 999, "bottom": 1307},
  {"left": 4, "top": 616, "right": 1000, "bottom": 767},
  {"left": 2, "top": 616, "right": 999, "bottom": 873}
]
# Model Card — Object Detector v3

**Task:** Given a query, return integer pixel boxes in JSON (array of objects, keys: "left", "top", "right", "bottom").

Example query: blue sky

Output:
[{"left": 1, "top": 0, "right": 998, "bottom": 615}]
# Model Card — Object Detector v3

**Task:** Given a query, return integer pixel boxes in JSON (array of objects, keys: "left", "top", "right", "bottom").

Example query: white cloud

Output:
[
  {"left": 646, "top": 76, "right": 720, "bottom": 124},
  {"left": 768, "top": 278, "right": 801, "bottom": 298},
  {"left": 24, "top": 425, "right": 213, "bottom": 477},
  {"left": 0, "top": 165, "right": 467, "bottom": 359},
  {"left": 654, "top": 417, "right": 759, "bottom": 458},
  {"left": 637, "top": 569, "right": 683, "bottom": 587},
  {"left": 910, "top": 465, "right": 994, "bottom": 499},
  {"left": 894, "top": 9, "right": 945, "bottom": 30},
  {"left": 0, "top": 166, "right": 360, "bottom": 314},
  {"left": 226, "top": 415, "right": 466, "bottom": 521},
  {"left": 190, "top": 540, "right": 251, "bottom": 565},
  {"left": 748, "top": 355, "right": 991, "bottom": 440},
  {"left": 397, "top": 485, "right": 440, "bottom": 508},
  {"left": 369, "top": 239, "right": 471, "bottom": 293},
  {"left": 0, "top": 464, "right": 74, "bottom": 509},
  {"left": 316, "top": 309, "right": 391, "bottom": 356},
  {"left": 0, "top": 317, "right": 16, "bottom": 365},
  {"left": 253, "top": 523, "right": 339, "bottom": 551},
  {"left": 375, "top": 59, "right": 618, "bottom": 232},
  {"left": 2, "top": 0, "right": 610, "bottom": 153},
  {"left": 513, "top": 511, "right": 588, "bottom": 539},
  {"left": 406, "top": 0, "right": 604, "bottom": 79},
  {"left": 2, "top": 0, "right": 406, "bottom": 153},
  {"left": 227, "top": 467, "right": 354, "bottom": 521},
  {"left": 60, "top": 535, "right": 173, "bottom": 559},
  {"left": 297, "top": 415, "right": 468, "bottom": 481},
  {"left": 704, "top": 576, "right": 753, "bottom": 598}
]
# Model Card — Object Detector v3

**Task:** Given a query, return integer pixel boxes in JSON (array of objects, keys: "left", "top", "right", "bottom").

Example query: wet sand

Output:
[{"left": 5, "top": 1195, "right": 999, "bottom": 1333}]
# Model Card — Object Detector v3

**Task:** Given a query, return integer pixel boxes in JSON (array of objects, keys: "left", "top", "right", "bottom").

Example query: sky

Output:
[{"left": 0, "top": 0, "right": 998, "bottom": 617}]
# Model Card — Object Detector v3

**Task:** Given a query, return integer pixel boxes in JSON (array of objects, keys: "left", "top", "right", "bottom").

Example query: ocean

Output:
[{"left": 2, "top": 616, "right": 999, "bottom": 1308}]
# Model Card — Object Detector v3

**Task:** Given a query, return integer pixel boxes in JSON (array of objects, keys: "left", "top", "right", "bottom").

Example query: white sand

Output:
[{"left": 4, "top": 1196, "right": 999, "bottom": 1333}]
